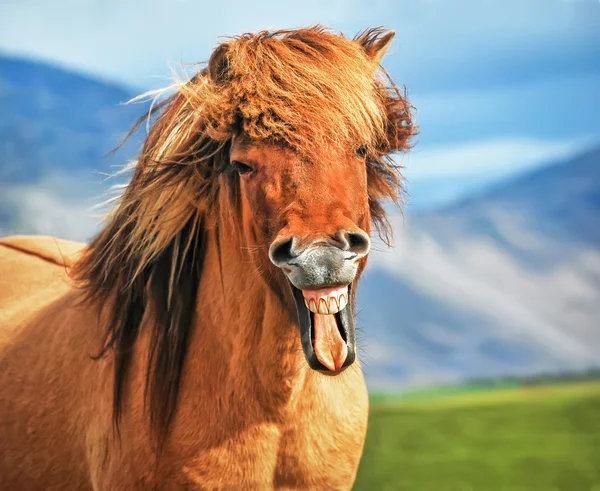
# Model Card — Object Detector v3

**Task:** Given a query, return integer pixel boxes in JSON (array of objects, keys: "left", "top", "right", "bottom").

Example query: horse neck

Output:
[{"left": 187, "top": 212, "right": 304, "bottom": 402}]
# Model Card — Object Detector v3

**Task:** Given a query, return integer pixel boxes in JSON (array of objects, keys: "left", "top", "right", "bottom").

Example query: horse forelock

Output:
[{"left": 71, "top": 25, "right": 415, "bottom": 444}]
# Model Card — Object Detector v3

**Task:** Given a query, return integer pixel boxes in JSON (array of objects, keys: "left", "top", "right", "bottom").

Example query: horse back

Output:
[{"left": 0, "top": 235, "right": 84, "bottom": 342}]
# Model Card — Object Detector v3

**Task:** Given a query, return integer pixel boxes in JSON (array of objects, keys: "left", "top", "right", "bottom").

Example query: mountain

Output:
[
  {"left": 0, "top": 55, "right": 145, "bottom": 238},
  {"left": 360, "top": 147, "right": 600, "bottom": 389},
  {"left": 1, "top": 56, "right": 598, "bottom": 390}
]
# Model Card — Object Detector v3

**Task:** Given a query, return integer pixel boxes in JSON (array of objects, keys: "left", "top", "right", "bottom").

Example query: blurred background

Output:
[{"left": 1, "top": 0, "right": 599, "bottom": 489}]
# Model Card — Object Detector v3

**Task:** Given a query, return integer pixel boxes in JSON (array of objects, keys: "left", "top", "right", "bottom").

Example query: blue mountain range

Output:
[
  {"left": 0, "top": 55, "right": 145, "bottom": 183},
  {"left": 361, "top": 146, "right": 600, "bottom": 388},
  {"left": 1, "top": 56, "right": 598, "bottom": 388}
]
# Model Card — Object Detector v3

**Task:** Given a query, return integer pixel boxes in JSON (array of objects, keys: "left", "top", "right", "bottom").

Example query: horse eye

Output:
[
  {"left": 355, "top": 145, "right": 368, "bottom": 158},
  {"left": 231, "top": 160, "right": 254, "bottom": 175}
]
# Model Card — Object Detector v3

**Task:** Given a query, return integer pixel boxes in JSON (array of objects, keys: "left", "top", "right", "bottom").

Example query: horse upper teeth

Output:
[
  {"left": 301, "top": 286, "right": 348, "bottom": 315},
  {"left": 329, "top": 297, "right": 338, "bottom": 313},
  {"left": 318, "top": 299, "right": 328, "bottom": 315}
]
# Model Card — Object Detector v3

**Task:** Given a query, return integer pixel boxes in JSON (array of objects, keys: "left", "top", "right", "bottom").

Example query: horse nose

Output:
[
  {"left": 269, "top": 236, "right": 299, "bottom": 267},
  {"left": 269, "top": 229, "right": 370, "bottom": 290},
  {"left": 334, "top": 229, "right": 371, "bottom": 258},
  {"left": 269, "top": 229, "right": 370, "bottom": 268}
]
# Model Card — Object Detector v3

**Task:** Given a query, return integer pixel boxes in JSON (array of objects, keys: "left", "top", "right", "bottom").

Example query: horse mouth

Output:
[{"left": 291, "top": 284, "right": 356, "bottom": 372}]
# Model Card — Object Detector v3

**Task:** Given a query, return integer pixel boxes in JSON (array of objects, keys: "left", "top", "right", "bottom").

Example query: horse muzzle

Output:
[
  {"left": 268, "top": 231, "right": 370, "bottom": 373},
  {"left": 280, "top": 244, "right": 360, "bottom": 291}
]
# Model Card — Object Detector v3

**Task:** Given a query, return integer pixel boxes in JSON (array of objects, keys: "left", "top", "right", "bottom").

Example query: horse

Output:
[{"left": 0, "top": 27, "right": 414, "bottom": 490}]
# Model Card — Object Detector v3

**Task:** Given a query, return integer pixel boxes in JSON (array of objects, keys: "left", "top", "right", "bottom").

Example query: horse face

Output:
[{"left": 230, "top": 137, "right": 371, "bottom": 373}]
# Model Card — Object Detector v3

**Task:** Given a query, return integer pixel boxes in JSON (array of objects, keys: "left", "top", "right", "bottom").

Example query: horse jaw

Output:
[{"left": 291, "top": 285, "right": 356, "bottom": 373}]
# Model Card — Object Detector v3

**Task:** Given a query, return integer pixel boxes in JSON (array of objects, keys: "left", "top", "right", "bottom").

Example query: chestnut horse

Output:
[{"left": 0, "top": 27, "right": 414, "bottom": 489}]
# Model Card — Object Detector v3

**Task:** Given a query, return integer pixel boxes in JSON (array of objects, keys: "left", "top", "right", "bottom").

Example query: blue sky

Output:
[{"left": 1, "top": 0, "right": 599, "bottom": 208}]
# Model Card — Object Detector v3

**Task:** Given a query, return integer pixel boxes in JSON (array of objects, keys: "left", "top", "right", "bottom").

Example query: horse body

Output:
[
  {"left": 0, "top": 234, "right": 368, "bottom": 489},
  {"left": 0, "top": 27, "right": 414, "bottom": 489}
]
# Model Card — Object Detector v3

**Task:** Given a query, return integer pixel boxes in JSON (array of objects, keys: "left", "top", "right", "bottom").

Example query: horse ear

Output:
[
  {"left": 208, "top": 43, "right": 231, "bottom": 84},
  {"left": 357, "top": 29, "right": 395, "bottom": 67}
]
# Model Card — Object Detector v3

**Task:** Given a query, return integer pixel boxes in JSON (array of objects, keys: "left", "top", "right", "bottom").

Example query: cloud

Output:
[
  {"left": 1, "top": 0, "right": 599, "bottom": 93},
  {"left": 369, "top": 214, "right": 600, "bottom": 368},
  {"left": 402, "top": 135, "right": 596, "bottom": 181},
  {"left": 0, "top": 0, "right": 361, "bottom": 88},
  {"left": 410, "top": 71, "right": 600, "bottom": 144},
  {"left": 2, "top": 173, "right": 103, "bottom": 242}
]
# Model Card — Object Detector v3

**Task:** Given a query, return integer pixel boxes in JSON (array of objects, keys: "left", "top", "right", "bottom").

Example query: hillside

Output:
[
  {"left": 0, "top": 55, "right": 144, "bottom": 238},
  {"left": 361, "top": 146, "right": 600, "bottom": 388}
]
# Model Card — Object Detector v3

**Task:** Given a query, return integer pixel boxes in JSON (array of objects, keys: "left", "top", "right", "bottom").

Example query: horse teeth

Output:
[
  {"left": 318, "top": 299, "right": 329, "bottom": 315},
  {"left": 329, "top": 297, "right": 339, "bottom": 313},
  {"left": 301, "top": 285, "right": 349, "bottom": 315}
]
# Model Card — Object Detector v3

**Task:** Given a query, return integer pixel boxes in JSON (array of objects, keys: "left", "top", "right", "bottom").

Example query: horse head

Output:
[{"left": 212, "top": 28, "right": 413, "bottom": 372}]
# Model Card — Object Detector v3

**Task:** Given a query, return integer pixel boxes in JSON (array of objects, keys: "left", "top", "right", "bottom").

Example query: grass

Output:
[
  {"left": 355, "top": 382, "right": 600, "bottom": 491},
  {"left": 368, "top": 381, "right": 522, "bottom": 404}
]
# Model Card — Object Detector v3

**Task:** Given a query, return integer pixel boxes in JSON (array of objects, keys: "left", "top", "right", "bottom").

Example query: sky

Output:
[{"left": 1, "top": 0, "right": 600, "bottom": 208}]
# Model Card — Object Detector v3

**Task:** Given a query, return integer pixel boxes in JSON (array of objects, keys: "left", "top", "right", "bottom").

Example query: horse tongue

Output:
[{"left": 312, "top": 313, "right": 347, "bottom": 371}]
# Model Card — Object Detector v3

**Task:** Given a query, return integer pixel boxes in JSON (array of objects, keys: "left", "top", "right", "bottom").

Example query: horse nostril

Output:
[
  {"left": 342, "top": 229, "right": 371, "bottom": 256},
  {"left": 269, "top": 237, "right": 298, "bottom": 266}
]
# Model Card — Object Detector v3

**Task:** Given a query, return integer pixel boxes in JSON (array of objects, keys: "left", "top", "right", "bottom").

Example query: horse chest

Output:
[
  {"left": 273, "top": 390, "right": 370, "bottom": 488},
  {"left": 177, "top": 374, "right": 369, "bottom": 489}
]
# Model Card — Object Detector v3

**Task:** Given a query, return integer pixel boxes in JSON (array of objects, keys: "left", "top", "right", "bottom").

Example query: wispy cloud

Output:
[
  {"left": 0, "top": 0, "right": 360, "bottom": 88},
  {"left": 369, "top": 215, "right": 600, "bottom": 368},
  {"left": 2, "top": 173, "right": 103, "bottom": 242},
  {"left": 402, "top": 135, "right": 596, "bottom": 181},
  {"left": 410, "top": 71, "right": 600, "bottom": 144},
  {"left": 1, "top": 0, "right": 599, "bottom": 92}
]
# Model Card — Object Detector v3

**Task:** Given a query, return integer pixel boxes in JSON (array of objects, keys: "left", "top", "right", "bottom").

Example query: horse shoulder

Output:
[{"left": 0, "top": 235, "right": 107, "bottom": 490}]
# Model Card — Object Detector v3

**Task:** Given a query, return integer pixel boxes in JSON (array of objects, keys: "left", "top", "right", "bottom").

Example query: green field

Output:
[{"left": 355, "top": 383, "right": 600, "bottom": 491}]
